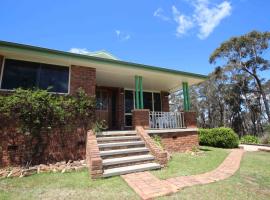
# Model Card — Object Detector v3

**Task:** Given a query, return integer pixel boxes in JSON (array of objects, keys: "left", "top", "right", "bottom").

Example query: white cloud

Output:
[
  {"left": 172, "top": 6, "right": 194, "bottom": 36},
  {"left": 193, "top": 0, "right": 232, "bottom": 39},
  {"left": 153, "top": 8, "right": 170, "bottom": 21},
  {"left": 155, "top": 0, "right": 232, "bottom": 39},
  {"left": 115, "top": 30, "right": 131, "bottom": 41},
  {"left": 69, "top": 48, "right": 92, "bottom": 55}
]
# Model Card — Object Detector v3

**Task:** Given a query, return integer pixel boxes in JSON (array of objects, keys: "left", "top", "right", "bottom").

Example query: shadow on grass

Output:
[{"left": 199, "top": 147, "right": 212, "bottom": 152}]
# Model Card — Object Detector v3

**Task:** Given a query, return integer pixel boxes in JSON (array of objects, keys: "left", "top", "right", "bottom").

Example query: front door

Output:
[{"left": 96, "top": 88, "right": 117, "bottom": 130}]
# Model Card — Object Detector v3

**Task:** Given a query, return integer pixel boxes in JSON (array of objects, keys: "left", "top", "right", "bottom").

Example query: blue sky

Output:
[{"left": 0, "top": 0, "right": 270, "bottom": 78}]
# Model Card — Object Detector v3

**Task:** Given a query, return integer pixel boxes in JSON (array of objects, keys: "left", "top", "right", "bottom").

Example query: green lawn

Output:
[
  {"left": 1, "top": 148, "right": 270, "bottom": 200},
  {"left": 152, "top": 146, "right": 230, "bottom": 179},
  {"left": 0, "top": 170, "right": 139, "bottom": 200},
  {"left": 158, "top": 151, "right": 270, "bottom": 200}
]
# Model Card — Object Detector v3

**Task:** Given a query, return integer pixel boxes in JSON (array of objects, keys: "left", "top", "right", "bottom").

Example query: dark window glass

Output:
[
  {"left": 125, "top": 115, "right": 132, "bottom": 127},
  {"left": 39, "top": 64, "right": 69, "bottom": 93},
  {"left": 96, "top": 90, "right": 108, "bottom": 110},
  {"left": 154, "top": 93, "right": 161, "bottom": 111},
  {"left": 125, "top": 90, "right": 134, "bottom": 113},
  {"left": 1, "top": 59, "right": 39, "bottom": 90},
  {"left": 143, "top": 92, "right": 153, "bottom": 111},
  {"left": 1, "top": 59, "right": 69, "bottom": 93}
]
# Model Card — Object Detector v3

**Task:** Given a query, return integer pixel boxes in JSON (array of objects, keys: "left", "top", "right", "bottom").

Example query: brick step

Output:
[
  {"left": 97, "top": 131, "right": 137, "bottom": 137},
  {"left": 102, "top": 162, "right": 161, "bottom": 177},
  {"left": 103, "top": 154, "right": 155, "bottom": 167},
  {"left": 97, "top": 136, "right": 140, "bottom": 142},
  {"left": 98, "top": 141, "right": 144, "bottom": 149},
  {"left": 100, "top": 147, "right": 149, "bottom": 157}
]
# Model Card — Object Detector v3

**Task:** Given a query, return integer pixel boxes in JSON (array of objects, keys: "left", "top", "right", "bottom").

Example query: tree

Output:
[{"left": 210, "top": 31, "right": 270, "bottom": 123}]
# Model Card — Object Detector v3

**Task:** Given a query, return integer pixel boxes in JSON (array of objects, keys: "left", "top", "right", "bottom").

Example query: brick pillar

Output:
[
  {"left": 70, "top": 65, "right": 96, "bottom": 96},
  {"left": 132, "top": 109, "right": 150, "bottom": 129},
  {"left": 184, "top": 111, "right": 197, "bottom": 128},
  {"left": 161, "top": 91, "right": 169, "bottom": 112}
]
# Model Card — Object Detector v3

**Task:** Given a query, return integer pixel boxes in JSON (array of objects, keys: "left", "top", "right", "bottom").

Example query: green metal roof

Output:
[{"left": 0, "top": 40, "right": 208, "bottom": 80}]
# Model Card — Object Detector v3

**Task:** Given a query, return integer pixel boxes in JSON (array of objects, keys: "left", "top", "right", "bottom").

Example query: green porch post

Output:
[
  {"left": 139, "top": 76, "right": 144, "bottom": 109},
  {"left": 182, "top": 82, "right": 190, "bottom": 111},
  {"left": 135, "top": 76, "right": 140, "bottom": 109}
]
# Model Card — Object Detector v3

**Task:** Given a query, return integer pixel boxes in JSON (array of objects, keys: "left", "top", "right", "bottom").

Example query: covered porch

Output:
[{"left": 95, "top": 62, "right": 205, "bottom": 130}]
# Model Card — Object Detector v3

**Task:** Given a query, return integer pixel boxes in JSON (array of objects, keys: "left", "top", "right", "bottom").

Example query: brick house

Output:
[{"left": 0, "top": 41, "right": 207, "bottom": 177}]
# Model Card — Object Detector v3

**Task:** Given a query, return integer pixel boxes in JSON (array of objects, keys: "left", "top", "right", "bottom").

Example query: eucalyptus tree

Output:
[{"left": 210, "top": 31, "right": 270, "bottom": 123}]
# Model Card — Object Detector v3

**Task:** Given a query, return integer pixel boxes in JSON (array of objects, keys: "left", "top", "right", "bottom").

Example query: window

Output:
[
  {"left": 124, "top": 90, "right": 134, "bottom": 127},
  {"left": 96, "top": 90, "right": 108, "bottom": 110},
  {"left": 124, "top": 90, "right": 162, "bottom": 127},
  {"left": 153, "top": 93, "right": 161, "bottom": 111},
  {"left": 143, "top": 92, "right": 153, "bottom": 111},
  {"left": 1, "top": 59, "right": 69, "bottom": 93}
]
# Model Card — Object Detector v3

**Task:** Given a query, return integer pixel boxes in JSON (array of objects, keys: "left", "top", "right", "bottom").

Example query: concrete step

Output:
[
  {"left": 97, "top": 131, "right": 137, "bottom": 137},
  {"left": 98, "top": 141, "right": 144, "bottom": 148},
  {"left": 97, "top": 136, "right": 140, "bottom": 142},
  {"left": 102, "top": 154, "right": 155, "bottom": 166},
  {"left": 100, "top": 147, "right": 149, "bottom": 157},
  {"left": 103, "top": 162, "right": 161, "bottom": 177}
]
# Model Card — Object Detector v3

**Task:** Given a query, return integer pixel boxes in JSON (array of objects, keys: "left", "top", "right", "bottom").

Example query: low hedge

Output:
[
  {"left": 199, "top": 127, "right": 239, "bottom": 148},
  {"left": 240, "top": 135, "right": 259, "bottom": 144}
]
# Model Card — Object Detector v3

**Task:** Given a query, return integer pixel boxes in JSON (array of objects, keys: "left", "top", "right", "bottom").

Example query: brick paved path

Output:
[{"left": 122, "top": 149, "right": 244, "bottom": 200}]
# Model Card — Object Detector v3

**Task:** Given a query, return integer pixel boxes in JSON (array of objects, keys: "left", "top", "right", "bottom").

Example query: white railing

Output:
[{"left": 149, "top": 111, "right": 185, "bottom": 129}]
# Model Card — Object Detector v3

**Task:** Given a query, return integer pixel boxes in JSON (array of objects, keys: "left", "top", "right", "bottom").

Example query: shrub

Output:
[
  {"left": 260, "top": 133, "right": 270, "bottom": 144},
  {"left": 0, "top": 88, "right": 96, "bottom": 163},
  {"left": 151, "top": 135, "right": 164, "bottom": 149},
  {"left": 199, "top": 127, "right": 239, "bottom": 148},
  {"left": 240, "top": 135, "right": 259, "bottom": 144}
]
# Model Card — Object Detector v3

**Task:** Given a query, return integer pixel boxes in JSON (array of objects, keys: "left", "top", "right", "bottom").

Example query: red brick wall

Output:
[
  {"left": 161, "top": 91, "right": 169, "bottom": 112},
  {"left": 132, "top": 109, "right": 150, "bottom": 129},
  {"left": 86, "top": 130, "right": 103, "bottom": 178},
  {"left": 70, "top": 65, "right": 96, "bottom": 96},
  {"left": 0, "top": 128, "right": 87, "bottom": 167},
  {"left": 136, "top": 126, "right": 168, "bottom": 166},
  {"left": 156, "top": 131, "right": 199, "bottom": 153},
  {"left": 184, "top": 112, "right": 197, "bottom": 128}
]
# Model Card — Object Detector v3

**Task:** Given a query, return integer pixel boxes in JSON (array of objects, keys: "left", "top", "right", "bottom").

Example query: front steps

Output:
[{"left": 96, "top": 130, "right": 161, "bottom": 177}]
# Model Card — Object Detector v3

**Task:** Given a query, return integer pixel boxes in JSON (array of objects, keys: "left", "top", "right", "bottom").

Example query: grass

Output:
[
  {"left": 152, "top": 146, "right": 230, "bottom": 179},
  {"left": 158, "top": 151, "right": 270, "bottom": 200},
  {"left": 0, "top": 169, "right": 139, "bottom": 200},
  {"left": 1, "top": 148, "right": 270, "bottom": 200}
]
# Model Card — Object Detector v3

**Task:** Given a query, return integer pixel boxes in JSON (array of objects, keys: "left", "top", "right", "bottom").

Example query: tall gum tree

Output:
[{"left": 210, "top": 31, "right": 270, "bottom": 123}]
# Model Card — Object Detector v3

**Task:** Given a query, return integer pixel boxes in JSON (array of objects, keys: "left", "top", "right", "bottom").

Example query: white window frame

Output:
[{"left": 0, "top": 57, "right": 71, "bottom": 95}]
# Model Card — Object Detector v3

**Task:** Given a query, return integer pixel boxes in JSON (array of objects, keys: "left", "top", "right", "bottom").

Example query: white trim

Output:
[
  {"left": 0, "top": 57, "right": 70, "bottom": 94},
  {"left": 0, "top": 56, "right": 5, "bottom": 89},
  {"left": 147, "top": 128, "right": 198, "bottom": 134}
]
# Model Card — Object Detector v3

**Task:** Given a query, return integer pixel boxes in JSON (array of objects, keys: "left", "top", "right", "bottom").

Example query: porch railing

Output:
[{"left": 149, "top": 111, "right": 185, "bottom": 129}]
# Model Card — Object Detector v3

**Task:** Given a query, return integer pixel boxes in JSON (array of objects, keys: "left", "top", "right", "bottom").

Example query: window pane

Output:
[
  {"left": 125, "top": 90, "right": 134, "bottom": 113},
  {"left": 125, "top": 115, "right": 132, "bottom": 127},
  {"left": 96, "top": 90, "right": 108, "bottom": 110},
  {"left": 1, "top": 59, "right": 39, "bottom": 90},
  {"left": 96, "top": 90, "right": 102, "bottom": 110},
  {"left": 39, "top": 64, "right": 69, "bottom": 93},
  {"left": 154, "top": 93, "right": 161, "bottom": 111},
  {"left": 143, "top": 92, "right": 153, "bottom": 111}
]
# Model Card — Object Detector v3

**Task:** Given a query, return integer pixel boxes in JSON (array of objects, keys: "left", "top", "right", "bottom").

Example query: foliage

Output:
[
  {"left": 169, "top": 31, "right": 270, "bottom": 137},
  {"left": 260, "top": 133, "right": 270, "bottom": 144},
  {"left": 0, "top": 88, "right": 96, "bottom": 163},
  {"left": 151, "top": 135, "right": 164, "bottom": 149},
  {"left": 240, "top": 135, "right": 259, "bottom": 144},
  {"left": 199, "top": 127, "right": 239, "bottom": 148},
  {"left": 93, "top": 120, "right": 108, "bottom": 134}
]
